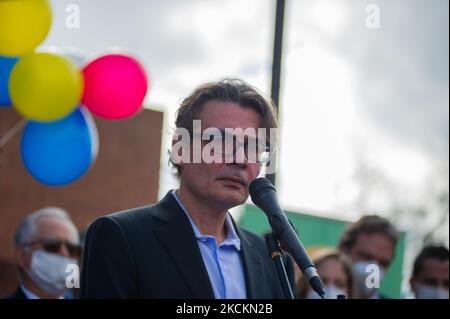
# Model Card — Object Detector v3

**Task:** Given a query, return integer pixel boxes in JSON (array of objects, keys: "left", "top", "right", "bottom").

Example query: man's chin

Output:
[{"left": 215, "top": 187, "right": 248, "bottom": 208}]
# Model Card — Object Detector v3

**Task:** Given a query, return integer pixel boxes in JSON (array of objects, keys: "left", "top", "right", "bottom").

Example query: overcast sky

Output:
[{"left": 42, "top": 0, "right": 448, "bottom": 231}]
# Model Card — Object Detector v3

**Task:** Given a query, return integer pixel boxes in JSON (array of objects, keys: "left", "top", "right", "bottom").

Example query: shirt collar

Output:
[
  {"left": 171, "top": 190, "right": 241, "bottom": 250},
  {"left": 20, "top": 284, "right": 40, "bottom": 299}
]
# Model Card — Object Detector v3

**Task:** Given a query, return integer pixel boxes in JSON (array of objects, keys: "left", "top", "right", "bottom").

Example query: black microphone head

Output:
[{"left": 249, "top": 177, "right": 276, "bottom": 204}]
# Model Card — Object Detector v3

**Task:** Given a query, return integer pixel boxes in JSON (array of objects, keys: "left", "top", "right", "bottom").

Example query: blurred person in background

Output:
[
  {"left": 5, "top": 207, "right": 81, "bottom": 299},
  {"left": 296, "top": 248, "right": 357, "bottom": 299},
  {"left": 338, "top": 215, "right": 399, "bottom": 299},
  {"left": 410, "top": 245, "right": 449, "bottom": 299}
]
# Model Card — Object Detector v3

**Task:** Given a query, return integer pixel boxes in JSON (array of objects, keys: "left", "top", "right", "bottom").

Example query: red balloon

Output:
[{"left": 82, "top": 54, "right": 148, "bottom": 119}]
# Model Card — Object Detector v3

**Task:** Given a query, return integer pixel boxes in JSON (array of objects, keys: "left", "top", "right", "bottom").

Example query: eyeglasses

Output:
[
  {"left": 195, "top": 129, "right": 275, "bottom": 164},
  {"left": 24, "top": 239, "right": 82, "bottom": 258}
]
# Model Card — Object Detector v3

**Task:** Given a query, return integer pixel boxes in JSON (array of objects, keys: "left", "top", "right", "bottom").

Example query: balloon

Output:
[
  {"left": 0, "top": 55, "right": 19, "bottom": 107},
  {"left": 21, "top": 108, "right": 99, "bottom": 186},
  {"left": 82, "top": 54, "right": 148, "bottom": 120},
  {"left": 9, "top": 52, "right": 84, "bottom": 121},
  {"left": 0, "top": 0, "right": 52, "bottom": 56}
]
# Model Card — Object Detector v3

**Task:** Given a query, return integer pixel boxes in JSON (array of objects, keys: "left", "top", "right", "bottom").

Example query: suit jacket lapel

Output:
[
  {"left": 151, "top": 192, "right": 215, "bottom": 299},
  {"left": 235, "top": 225, "right": 265, "bottom": 299}
]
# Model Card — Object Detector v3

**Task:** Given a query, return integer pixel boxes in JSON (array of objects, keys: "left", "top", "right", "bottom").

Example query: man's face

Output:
[
  {"left": 411, "top": 258, "right": 449, "bottom": 293},
  {"left": 177, "top": 100, "right": 263, "bottom": 211},
  {"left": 347, "top": 232, "right": 395, "bottom": 271},
  {"left": 16, "top": 217, "right": 79, "bottom": 269}
]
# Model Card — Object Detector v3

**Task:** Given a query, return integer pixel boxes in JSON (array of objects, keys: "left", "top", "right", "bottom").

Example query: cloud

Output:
[
  {"left": 328, "top": 0, "right": 449, "bottom": 157},
  {"left": 275, "top": 0, "right": 448, "bottom": 216}
]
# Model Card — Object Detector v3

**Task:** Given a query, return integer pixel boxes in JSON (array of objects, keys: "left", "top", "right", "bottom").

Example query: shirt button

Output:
[{"left": 223, "top": 265, "right": 228, "bottom": 271}]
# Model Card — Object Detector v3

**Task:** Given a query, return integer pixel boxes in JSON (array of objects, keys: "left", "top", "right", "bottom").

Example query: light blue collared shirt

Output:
[{"left": 171, "top": 191, "right": 247, "bottom": 299}]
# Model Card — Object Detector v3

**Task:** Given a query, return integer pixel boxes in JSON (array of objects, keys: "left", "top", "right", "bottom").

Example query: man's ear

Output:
[
  {"left": 171, "top": 137, "right": 184, "bottom": 168},
  {"left": 171, "top": 137, "right": 177, "bottom": 148},
  {"left": 337, "top": 243, "right": 347, "bottom": 255},
  {"left": 409, "top": 277, "right": 417, "bottom": 293},
  {"left": 14, "top": 246, "right": 31, "bottom": 269}
]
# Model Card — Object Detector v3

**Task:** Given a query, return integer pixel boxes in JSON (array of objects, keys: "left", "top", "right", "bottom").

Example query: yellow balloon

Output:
[
  {"left": 9, "top": 52, "right": 84, "bottom": 122},
  {"left": 0, "top": 0, "right": 52, "bottom": 56}
]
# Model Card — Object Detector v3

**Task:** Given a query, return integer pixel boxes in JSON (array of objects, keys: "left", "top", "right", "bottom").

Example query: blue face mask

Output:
[
  {"left": 352, "top": 261, "right": 385, "bottom": 298},
  {"left": 415, "top": 285, "right": 449, "bottom": 299},
  {"left": 26, "top": 250, "right": 77, "bottom": 297},
  {"left": 306, "top": 284, "right": 347, "bottom": 299}
]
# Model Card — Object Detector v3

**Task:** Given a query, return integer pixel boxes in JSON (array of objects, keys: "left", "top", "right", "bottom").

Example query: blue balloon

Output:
[
  {"left": 21, "top": 108, "right": 99, "bottom": 186},
  {"left": 0, "top": 55, "right": 19, "bottom": 107}
]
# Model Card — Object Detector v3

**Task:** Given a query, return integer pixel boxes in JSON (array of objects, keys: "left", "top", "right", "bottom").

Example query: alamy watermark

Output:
[
  {"left": 65, "top": 263, "right": 80, "bottom": 289},
  {"left": 365, "top": 4, "right": 381, "bottom": 29},
  {"left": 65, "top": 4, "right": 80, "bottom": 29},
  {"left": 364, "top": 263, "right": 382, "bottom": 289}
]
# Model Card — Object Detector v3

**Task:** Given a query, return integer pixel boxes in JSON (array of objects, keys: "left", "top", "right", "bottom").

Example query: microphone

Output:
[{"left": 249, "top": 177, "right": 326, "bottom": 298}]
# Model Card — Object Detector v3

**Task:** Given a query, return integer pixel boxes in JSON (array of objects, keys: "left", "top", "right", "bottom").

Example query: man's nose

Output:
[
  {"left": 58, "top": 243, "right": 70, "bottom": 257},
  {"left": 230, "top": 144, "right": 247, "bottom": 167}
]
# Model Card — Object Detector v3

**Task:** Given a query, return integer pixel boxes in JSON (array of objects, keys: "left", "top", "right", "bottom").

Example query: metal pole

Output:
[{"left": 267, "top": 0, "right": 286, "bottom": 187}]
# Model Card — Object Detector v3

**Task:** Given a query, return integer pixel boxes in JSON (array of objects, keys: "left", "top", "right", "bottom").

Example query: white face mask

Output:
[
  {"left": 306, "top": 284, "right": 347, "bottom": 299},
  {"left": 415, "top": 285, "right": 449, "bottom": 299},
  {"left": 26, "top": 250, "right": 77, "bottom": 297},
  {"left": 352, "top": 261, "right": 385, "bottom": 298}
]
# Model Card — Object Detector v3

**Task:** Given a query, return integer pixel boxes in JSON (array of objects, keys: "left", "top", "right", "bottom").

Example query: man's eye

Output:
[
  {"left": 423, "top": 279, "right": 438, "bottom": 286},
  {"left": 357, "top": 251, "right": 372, "bottom": 260}
]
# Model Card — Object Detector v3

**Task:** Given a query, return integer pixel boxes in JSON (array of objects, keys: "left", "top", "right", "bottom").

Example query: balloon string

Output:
[{"left": 0, "top": 118, "right": 27, "bottom": 150}]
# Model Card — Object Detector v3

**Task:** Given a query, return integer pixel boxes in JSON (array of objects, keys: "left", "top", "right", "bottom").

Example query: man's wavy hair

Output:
[
  {"left": 169, "top": 78, "right": 278, "bottom": 177},
  {"left": 338, "top": 215, "right": 400, "bottom": 253}
]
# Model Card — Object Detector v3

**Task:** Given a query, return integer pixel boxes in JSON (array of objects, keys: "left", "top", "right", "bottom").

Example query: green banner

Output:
[{"left": 239, "top": 204, "right": 405, "bottom": 298}]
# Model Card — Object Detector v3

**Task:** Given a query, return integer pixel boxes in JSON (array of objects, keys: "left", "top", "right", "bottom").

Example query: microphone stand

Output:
[{"left": 265, "top": 233, "right": 295, "bottom": 299}]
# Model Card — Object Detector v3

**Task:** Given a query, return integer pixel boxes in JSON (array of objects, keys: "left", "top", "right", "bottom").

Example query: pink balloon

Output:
[{"left": 82, "top": 54, "right": 148, "bottom": 119}]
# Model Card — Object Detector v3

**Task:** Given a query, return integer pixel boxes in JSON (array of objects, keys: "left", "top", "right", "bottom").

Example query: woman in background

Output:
[{"left": 296, "top": 248, "right": 358, "bottom": 299}]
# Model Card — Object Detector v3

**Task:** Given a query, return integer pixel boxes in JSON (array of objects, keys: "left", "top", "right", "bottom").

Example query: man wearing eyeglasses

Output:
[
  {"left": 6, "top": 207, "right": 81, "bottom": 299},
  {"left": 81, "top": 78, "right": 294, "bottom": 299}
]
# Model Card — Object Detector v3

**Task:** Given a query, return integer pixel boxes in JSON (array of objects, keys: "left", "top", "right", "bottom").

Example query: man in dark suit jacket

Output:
[
  {"left": 6, "top": 207, "right": 81, "bottom": 300},
  {"left": 5, "top": 287, "right": 27, "bottom": 299},
  {"left": 81, "top": 79, "right": 294, "bottom": 299}
]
